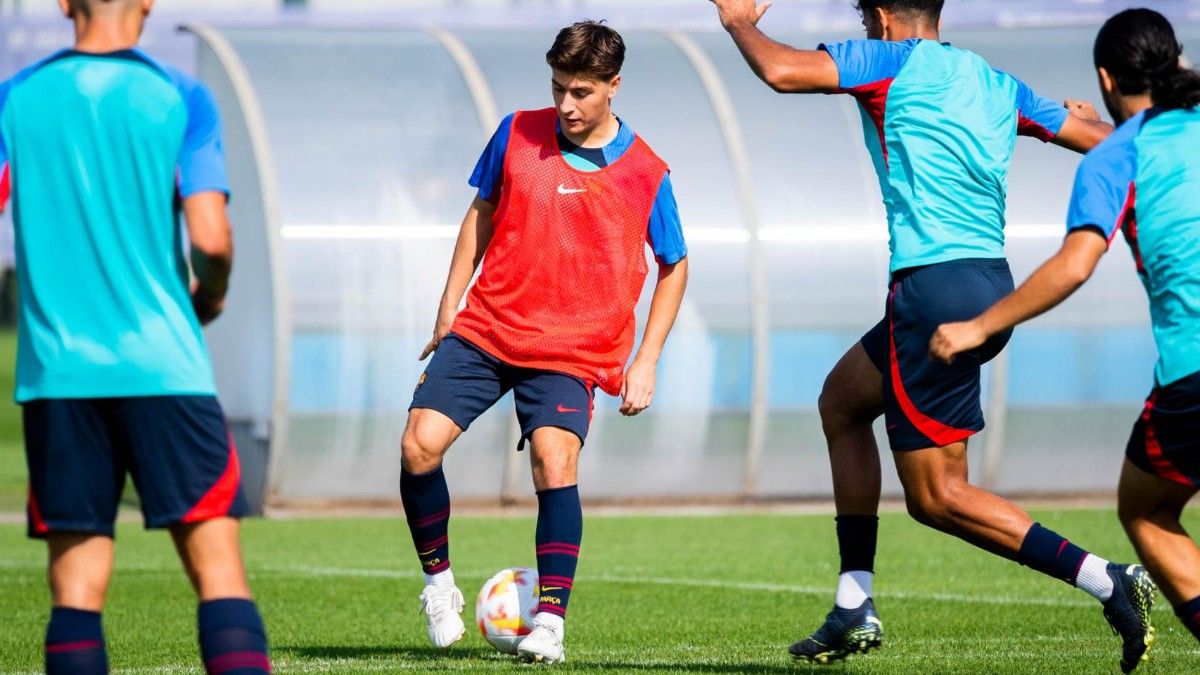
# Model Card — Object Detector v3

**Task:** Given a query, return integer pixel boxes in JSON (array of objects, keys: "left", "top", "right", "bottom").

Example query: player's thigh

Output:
[
  {"left": 116, "top": 395, "right": 249, "bottom": 531},
  {"left": 23, "top": 399, "right": 125, "bottom": 539},
  {"left": 821, "top": 335, "right": 885, "bottom": 423},
  {"left": 893, "top": 441, "right": 971, "bottom": 506},
  {"left": 408, "top": 333, "right": 508, "bottom": 447},
  {"left": 512, "top": 370, "right": 593, "bottom": 452},
  {"left": 883, "top": 259, "right": 1012, "bottom": 452},
  {"left": 1123, "top": 372, "right": 1200, "bottom": 496}
]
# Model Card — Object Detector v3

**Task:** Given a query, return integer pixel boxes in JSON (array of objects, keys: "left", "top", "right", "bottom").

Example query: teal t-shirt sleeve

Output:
[
  {"left": 1066, "top": 136, "right": 1138, "bottom": 242},
  {"left": 469, "top": 112, "right": 515, "bottom": 202},
  {"left": 1005, "top": 72, "right": 1068, "bottom": 141},
  {"left": 817, "top": 39, "right": 912, "bottom": 90},
  {"left": 647, "top": 171, "right": 687, "bottom": 265},
  {"left": 175, "top": 79, "right": 230, "bottom": 198}
]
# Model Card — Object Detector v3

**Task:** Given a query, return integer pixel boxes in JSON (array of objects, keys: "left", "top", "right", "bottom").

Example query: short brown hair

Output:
[{"left": 545, "top": 21, "right": 625, "bottom": 81}]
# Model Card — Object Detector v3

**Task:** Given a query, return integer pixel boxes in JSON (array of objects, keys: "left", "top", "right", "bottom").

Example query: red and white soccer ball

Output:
[{"left": 476, "top": 566, "right": 539, "bottom": 654}]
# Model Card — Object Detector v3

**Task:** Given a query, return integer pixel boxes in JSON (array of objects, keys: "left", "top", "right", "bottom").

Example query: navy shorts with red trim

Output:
[
  {"left": 24, "top": 396, "right": 247, "bottom": 539},
  {"left": 1126, "top": 370, "right": 1200, "bottom": 488},
  {"left": 411, "top": 333, "right": 594, "bottom": 448},
  {"left": 862, "top": 258, "right": 1014, "bottom": 452}
]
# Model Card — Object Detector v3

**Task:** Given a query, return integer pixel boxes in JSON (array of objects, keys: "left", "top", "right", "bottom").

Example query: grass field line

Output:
[{"left": 1, "top": 558, "right": 1105, "bottom": 610}]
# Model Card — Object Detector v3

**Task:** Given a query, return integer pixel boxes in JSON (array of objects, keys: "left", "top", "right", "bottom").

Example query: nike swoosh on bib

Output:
[{"left": 557, "top": 184, "right": 586, "bottom": 195}]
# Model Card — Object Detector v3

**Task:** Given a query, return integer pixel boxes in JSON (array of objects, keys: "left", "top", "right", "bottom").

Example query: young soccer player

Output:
[
  {"left": 400, "top": 21, "right": 688, "bottom": 664},
  {"left": 933, "top": 8, "right": 1200, "bottom": 667},
  {"left": 1, "top": 1, "right": 271, "bottom": 673},
  {"left": 710, "top": 0, "right": 1152, "bottom": 669}
]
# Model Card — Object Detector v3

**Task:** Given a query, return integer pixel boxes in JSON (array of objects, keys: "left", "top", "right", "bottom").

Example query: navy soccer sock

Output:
[
  {"left": 1017, "top": 522, "right": 1090, "bottom": 585},
  {"left": 836, "top": 515, "right": 879, "bottom": 573},
  {"left": 400, "top": 466, "right": 452, "bottom": 578},
  {"left": 1175, "top": 596, "right": 1200, "bottom": 642},
  {"left": 535, "top": 485, "right": 583, "bottom": 620},
  {"left": 45, "top": 607, "right": 108, "bottom": 675},
  {"left": 198, "top": 598, "right": 270, "bottom": 675}
]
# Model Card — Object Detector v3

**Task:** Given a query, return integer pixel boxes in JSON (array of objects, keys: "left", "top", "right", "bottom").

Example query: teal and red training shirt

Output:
[
  {"left": 0, "top": 49, "right": 229, "bottom": 403},
  {"left": 1067, "top": 107, "right": 1200, "bottom": 387},
  {"left": 820, "top": 38, "right": 1069, "bottom": 273}
]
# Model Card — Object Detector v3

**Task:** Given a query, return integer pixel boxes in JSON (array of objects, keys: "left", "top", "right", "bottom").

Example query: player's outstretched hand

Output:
[
  {"left": 191, "top": 288, "right": 225, "bottom": 326},
  {"left": 619, "top": 357, "right": 656, "bottom": 416},
  {"left": 929, "top": 320, "right": 987, "bottom": 365},
  {"left": 709, "top": 0, "right": 773, "bottom": 29},
  {"left": 1065, "top": 99, "right": 1102, "bottom": 121},
  {"left": 419, "top": 309, "right": 456, "bottom": 361}
]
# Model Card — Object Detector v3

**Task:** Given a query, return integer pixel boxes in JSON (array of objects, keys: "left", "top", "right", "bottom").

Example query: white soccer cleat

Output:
[
  {"left": 419, "top": 584, "right": 466, "bottom": 649},
  {"left": 517, "top": 620, "right": 566, "bottom": 664}
]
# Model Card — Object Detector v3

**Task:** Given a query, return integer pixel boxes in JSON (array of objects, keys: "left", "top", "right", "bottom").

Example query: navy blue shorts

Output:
[
  {"left": 411, "top": 334, "right": 594, "bottom": 448},
  {"left": 861, "top": 258, "right": 1014, "bottom": 452},
  {"left": 24, "top": 396, "right": 248, "bottom": 539},
  {"left": 1126, "top": 371, "right": 1200, "bottom": 488}
]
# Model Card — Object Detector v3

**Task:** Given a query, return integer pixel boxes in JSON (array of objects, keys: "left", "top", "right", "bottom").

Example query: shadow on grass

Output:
[{"left": 278, "top": 644, "right": 862, "bottom": 673}]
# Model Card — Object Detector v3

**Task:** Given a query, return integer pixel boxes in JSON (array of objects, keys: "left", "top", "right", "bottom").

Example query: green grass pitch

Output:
[{"left": 1, "top": 510, "right": 1199, "bottom": 674}]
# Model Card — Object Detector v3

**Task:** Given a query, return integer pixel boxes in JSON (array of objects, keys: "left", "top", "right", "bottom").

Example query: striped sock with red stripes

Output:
[
  {"left": 45, "top": 607, "right": 107, "bottom": 675},
  {"left": 535, "top": 485, "right": 583, "bottom": 621},
  {"left": 400, "top": 466, "right": 452, "bottom": 582},
  {"left": 198, "top": 599, "right": 270, "bottom": 675}
]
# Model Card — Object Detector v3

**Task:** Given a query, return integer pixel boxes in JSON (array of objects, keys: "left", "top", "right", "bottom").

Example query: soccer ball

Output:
[{"left": 476, "top": 566, "right": 539, "bottom": 654}]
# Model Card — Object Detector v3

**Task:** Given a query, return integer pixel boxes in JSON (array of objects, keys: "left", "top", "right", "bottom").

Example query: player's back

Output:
[
  {"left": 1116, "top": 108, "right": 1200, "bottom": 384},
  {"left": 824, "top": 39, "right": 1065, "bottom": 272},
  {"left": 0, "top": 50, "right": 218, "bottom": 402}
]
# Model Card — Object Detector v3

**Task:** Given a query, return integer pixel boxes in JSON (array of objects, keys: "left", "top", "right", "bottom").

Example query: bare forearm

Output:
[
  {"left": 636, "top": 258, "right": 689, "bottom": 362},
  {"left": 977, "top": 256, "right": 1087, "bottom": 337},
  {"left": 440, "top": 198, "right": 495, "bottom": 312},
  {"left": 724, "top": 22, "right": 837, "bottom": 93}
]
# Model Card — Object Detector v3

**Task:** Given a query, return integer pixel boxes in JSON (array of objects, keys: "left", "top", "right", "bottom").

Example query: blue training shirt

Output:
[
  {"left": 0, "top": 49, "right": 229, "bottom": 402},
  {"left": 469, "top": 113, "right": 688, "bottom": 265},
  {"left": 1067, "top": 107, "right": 1200, "bottom": 386},
  {"left": 820, "top": 39, "right": 1069, "bottom": 272}
]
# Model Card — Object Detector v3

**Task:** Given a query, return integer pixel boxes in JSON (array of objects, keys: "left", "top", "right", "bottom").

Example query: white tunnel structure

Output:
[{"left": 3, "top": 13, "right": 1198, "bottom": 508}]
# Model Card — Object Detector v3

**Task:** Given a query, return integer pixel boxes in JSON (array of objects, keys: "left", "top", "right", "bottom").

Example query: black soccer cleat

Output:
[
  {"left": 1102, "top": 563, "right": 1158, "bottom": 674},
  {"left": 789, "top": 598, "right": 883, "bottom": 665}
]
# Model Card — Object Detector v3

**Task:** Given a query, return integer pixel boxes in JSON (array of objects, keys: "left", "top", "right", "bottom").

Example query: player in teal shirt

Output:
[
  {"left": 934, "top": 8, "right": 1200, "bottom": 664},
  {"left": 0, "top": 1, "right": 270, "bottom": 673},
  {"left": 710, "top": 0, "right": 1152, "bottom": 669}
]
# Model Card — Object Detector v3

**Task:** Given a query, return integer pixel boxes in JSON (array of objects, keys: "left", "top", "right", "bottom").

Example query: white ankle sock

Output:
[
  {"left": 425, "top": 569, "right": 456, "bottom": 588},
  {"left": 1075, "top": 554, "right": 1114, "bottom": 601},
  {"left": 835, "top": 571, "right": 873, "bottom": 609},
  {"left": 534, "top": 612, "right": 564, "bottom": 633}
]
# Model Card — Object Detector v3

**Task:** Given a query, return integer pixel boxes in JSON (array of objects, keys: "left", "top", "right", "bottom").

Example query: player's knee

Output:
[
  {"left": 1118, "top": 492, "right": 1181, "bottom": 532},
  {"left": 52, "top": 577, "right": 109, "bottom": 610},
  {"left": 904, "top": 481, "right": 965, "bottom": 530},
  {"left": 401, "top": 427, "right": 445, "bottom": 473}
]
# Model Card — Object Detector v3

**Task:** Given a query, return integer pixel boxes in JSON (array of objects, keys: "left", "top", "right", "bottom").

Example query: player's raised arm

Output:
[
  {"left": 183, "top": 192, "right": 233, "bottom": 326},
  {"left": 420, "top": 195, "right": 496, "bottom": 360},
  {"left": 710, "top": 0, "right": 840, "bottom": 93}
]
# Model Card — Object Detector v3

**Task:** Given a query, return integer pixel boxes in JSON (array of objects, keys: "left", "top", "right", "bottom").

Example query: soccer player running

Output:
[
  {"left": 2, "top": 1, "right": 271, "bottom": 674},
  {"left": 400, "top": 21, "right": 688, "bottom": 664},
  {"left": 710, "top": 0, "right": 1153, "bottom": 668},
  {"left": 933, "top": 8, "right": 1200, "bottom": 669}
]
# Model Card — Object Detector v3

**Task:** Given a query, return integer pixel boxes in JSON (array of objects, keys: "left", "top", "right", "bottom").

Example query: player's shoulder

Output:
[
  {"left": 0, "top": 50, "right": 75, "bottom": 105},
  {"left": 1082, "top": 113, "right": 1144, "bottom": 170}
]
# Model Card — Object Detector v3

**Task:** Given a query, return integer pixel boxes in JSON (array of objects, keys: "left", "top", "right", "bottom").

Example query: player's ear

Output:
[
  {"left": 873, "top": 7, "right": 888, "bottom": 39},
  {"left": 58, "top": 0, "right": 74, "bottom": 19},
  {"left": 1097, "top": 67, "right": 1116, "bottom": 98},
  {"left": 143, "top": 0, "right": 154, "bottom": 17},
  {"left": 608, "top": 74, "right": 621, "bottom": 100}
]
